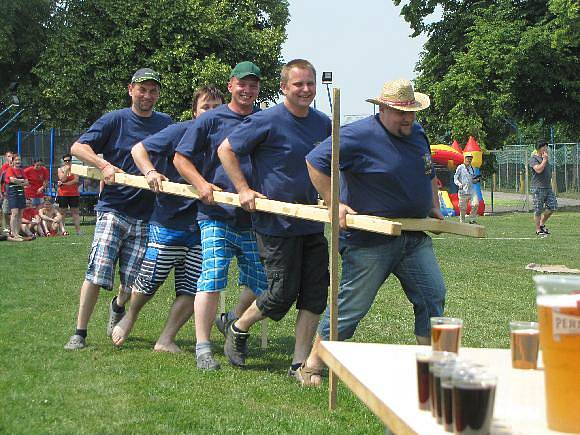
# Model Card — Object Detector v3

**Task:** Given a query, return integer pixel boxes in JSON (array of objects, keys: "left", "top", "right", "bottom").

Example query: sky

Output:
[{"left": 281, "top": 0, "right": 428, "bottom": 121}]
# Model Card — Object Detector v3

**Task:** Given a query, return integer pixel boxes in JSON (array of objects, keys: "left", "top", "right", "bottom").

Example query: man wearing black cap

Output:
[
  {"left": 65, "top": 68, "right": 172, "bottom": 350},
  {"left": 174, "top": 61, "right": 267, "bottom": 370}
]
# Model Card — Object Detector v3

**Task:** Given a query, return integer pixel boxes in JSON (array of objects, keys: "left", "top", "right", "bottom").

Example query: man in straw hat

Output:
[
  {"left": 296, "top": 79, "right": 447, "bottom": 386},
  {"left": 454, "top": 152, "right": 480, "bottom": 224}
]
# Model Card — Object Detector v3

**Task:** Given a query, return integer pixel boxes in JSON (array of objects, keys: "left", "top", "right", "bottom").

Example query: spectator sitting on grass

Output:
[
  {"left": 22, "top": 198, "right": 45, "bottom": 238},
  {"left": 39, "top": 198, "right": 67, "bottom": 236}
]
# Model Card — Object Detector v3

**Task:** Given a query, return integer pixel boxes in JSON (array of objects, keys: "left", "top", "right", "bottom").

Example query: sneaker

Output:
[
  {"left": 536, "top": 230, "right": 548, "bottom": 238},
  {"left": 469, "top": 219, "right": 478, "bottom": 224},
  {"left": 196, "top": 353, "right": 221, "bottom": 370},
  {"left": 107, "top": 297, "right": 125, "bottom": 337},
  {"left": 540, "top": 225, "right": 550, "bottom": 235},
  {"left": 287, "top": 363, "right": 303, "bottom": 377},
  {"left": 223, "top": 320, "right": 249, "bottom": 367},
  {"left": 64, "top": 334, "right": 86, "bottom": 350},
  {"left": 214, "top": 312, "right": 229, "bottom": 337}
]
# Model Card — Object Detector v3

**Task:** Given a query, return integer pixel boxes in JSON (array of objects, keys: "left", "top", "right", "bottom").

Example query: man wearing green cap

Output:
[
  {"left": 174, "top": 61, "right": 267, "bottom": 370},
  {"left": 64, "top": 68, "right": 172, "bottom": 350}
]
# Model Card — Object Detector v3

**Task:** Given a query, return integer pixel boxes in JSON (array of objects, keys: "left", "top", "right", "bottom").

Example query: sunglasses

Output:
[{"left": 63, "top": 159, "right": 72, "bottom": 162}]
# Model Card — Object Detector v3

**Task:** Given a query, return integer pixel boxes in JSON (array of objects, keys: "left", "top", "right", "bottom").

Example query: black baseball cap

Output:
[{"left": 131, "top": 68, "right": 161, "bottom": 86}]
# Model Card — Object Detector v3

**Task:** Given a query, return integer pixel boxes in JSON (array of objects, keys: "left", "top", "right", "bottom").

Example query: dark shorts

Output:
[
  {"left": 255, "top": 232, "right": 329, "bottom": 321},
  {"left": 7, "top": 185, "right": 26, "bottom": 210},
  {"left": 57, "top": 196, "right": 80, "bottom": 209},
  {"left": 532, "top": 188, "right": 557, "bottom": 215}
]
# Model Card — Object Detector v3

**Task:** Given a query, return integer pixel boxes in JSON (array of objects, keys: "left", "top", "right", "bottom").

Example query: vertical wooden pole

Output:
[{"left": 328, "top": 88, "right": 340, "bottom": 410}]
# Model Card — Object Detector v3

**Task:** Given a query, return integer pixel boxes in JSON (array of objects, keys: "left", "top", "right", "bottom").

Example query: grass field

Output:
[{"left": 1, "top": 212, "right": 579, "bottom": 433}]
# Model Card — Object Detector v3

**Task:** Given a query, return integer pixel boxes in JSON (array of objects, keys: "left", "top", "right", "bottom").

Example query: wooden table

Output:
[{"left": 319, "top": 342, "right": 564, "bottom": 434}]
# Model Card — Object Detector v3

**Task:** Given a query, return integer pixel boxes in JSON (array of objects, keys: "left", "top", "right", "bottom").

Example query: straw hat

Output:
[{"left": 366, "top": 79, "right": 430, "bottom": 112}]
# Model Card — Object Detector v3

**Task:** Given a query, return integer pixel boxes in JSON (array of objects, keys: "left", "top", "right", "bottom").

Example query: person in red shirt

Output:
[
  {"left": 1, "top": 150, "right": 15, "bottom": 233},
  {"left": 21, "top": 198, "right": 44, "bottom": 238},
  {"left": 4, "top": 154, "right": 29, "bottom": 241},
  {"left": 56, "top": 154, "right": 81, "bottom": 235},
  {"left": 24, "top": 159, "right": 50, "bottom": 207}
]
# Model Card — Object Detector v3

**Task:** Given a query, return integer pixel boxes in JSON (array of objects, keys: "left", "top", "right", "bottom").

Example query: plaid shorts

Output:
[
  {"left": 85, "top": 211, "right": 148, "bottom": 292},
  {"left": 532, "top": 188, "right": 557, "bottom": 215},
  {"left": 133, "top": 224, "right": 202, "bottom": 297},
  {"left": 197, "top": 220, "right": 266, "bottom": 295}
]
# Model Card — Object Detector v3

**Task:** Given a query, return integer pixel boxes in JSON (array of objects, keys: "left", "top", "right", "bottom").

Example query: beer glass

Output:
[
  {"left": 534, "top": 274, "right": 580, "bottom": 433},
  {"left": 509, "top": 321, "right": 539, "bottom": 369},
  {"left": 416, "top": 350, "right": 431, "bottom": 410},
  {"left": 431, "top": 317, "right": 463, "bottom": 353},
  {"left": 428, "top": 351, "right": 456, "bottom": 417},
  {"left": 452, "top": 368, "right": 496, "bottom": 435}
]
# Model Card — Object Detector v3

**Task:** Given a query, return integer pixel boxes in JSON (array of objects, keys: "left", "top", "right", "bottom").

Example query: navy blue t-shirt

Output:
[
  {"left": 228, "top": 103, "right": 331, "bottom": 236},
  {"left": 306, "top": 114, "right": 435, "bottom": 244},
  {"left": 175, "top": 104, "right": 256, "bottom": 228},
  {"left": 78, "top": 107, "right": 173, "bottom": 221},
  {"left": 142, "top": 121, "right": 199, "bottom": 232}
]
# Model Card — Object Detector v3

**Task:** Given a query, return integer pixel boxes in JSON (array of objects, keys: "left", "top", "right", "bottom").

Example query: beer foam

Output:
[
  {"left": 537, "top": 294, "right": 580, "bottom": 308},
  {"left": 433, "top": 324, "right": 462, "bottom": 329},
  {"left": 512, "top": 329, "right": 539, "bottom": 335}
]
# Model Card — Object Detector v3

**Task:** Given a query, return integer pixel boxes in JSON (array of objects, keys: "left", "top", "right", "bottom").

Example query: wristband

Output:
[
  {"left": 146, "top": 169, "right": 158, "bottom": 177},
  {"left": 100, "top": 162, "right": 112, "bottom": 172}
]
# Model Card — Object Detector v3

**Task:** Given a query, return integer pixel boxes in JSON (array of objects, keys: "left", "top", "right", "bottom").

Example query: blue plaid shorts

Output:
[
  {"left": 85, "top": 211, "right": 148, "bottom": 292},
  {"left": 197, "top": 220, "right": 266, "bottom": 295},
  {"left": 133, "top": 224, "right": 202, "bottom": 297},
  {"left": 532, "top": 188, "right": 557, "bottom": 215}
]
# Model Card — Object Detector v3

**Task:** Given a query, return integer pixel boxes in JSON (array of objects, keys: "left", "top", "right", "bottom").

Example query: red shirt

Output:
[
  {"left": 57, "top": 174, "right": 80, "bottom": 197},
  {"left": 0, "top": 163, "right": 8, "bottom": 193},
  {"left": 4, "top": 166, "right": 26, "bottom": 186},
  {"left": 24, "top": 165, "right": 50, "bottom": 198},
  {"left": 22, "top": 207, "right": 39, "bottom": 221}
]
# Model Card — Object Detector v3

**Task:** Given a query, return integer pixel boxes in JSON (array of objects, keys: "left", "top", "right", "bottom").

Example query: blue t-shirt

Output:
[
  {"left": 175, "top": 104, "right": 256, "bottom": 228},
  {"left": 306, "top": 115, "right": 435, "bottom": 245},
  {"left": 228, "top": 103, "right": 331, "bottom": 236},
  {"left": 142, "top": 121, "right": 199, "bottom": 232},
  {"left": 78, "top": 107, "right": 173, "bottom": 221}
]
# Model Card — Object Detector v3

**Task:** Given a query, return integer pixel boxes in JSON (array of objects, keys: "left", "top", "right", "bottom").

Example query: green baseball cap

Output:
[
  {"left": 131, "top": 68, "right": 161, "bottom": 85},
  {"left": 230, "top": 61, "right": 261, "bottom": 80}
]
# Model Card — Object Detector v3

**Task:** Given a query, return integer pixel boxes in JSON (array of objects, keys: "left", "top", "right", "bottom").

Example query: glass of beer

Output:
[
  {"left": 431, "top": 317, "right": 463, "bottom": 353},
  {"left": 416, "top": 350, "right": 431, "bottom": 410},
  {"left": 534, "top": 274, "right": 580, "bottom": 433},
  {"left": 509, "top": 321, "right": 539, "bottom": 369},
  {"left": 452, "top": 368, "right": 497, "bottom": 435}
]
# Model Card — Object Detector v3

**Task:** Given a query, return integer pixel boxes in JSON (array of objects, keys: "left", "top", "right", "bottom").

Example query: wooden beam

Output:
[
  {"left": 328, "top": 88, "right": 340, "bottom": 411},
  {"left": 72, "top": 164, "right": 402, "bottom": 237},
  {"left": 72, "top": 165, "right": 486, "bottom": 238}
]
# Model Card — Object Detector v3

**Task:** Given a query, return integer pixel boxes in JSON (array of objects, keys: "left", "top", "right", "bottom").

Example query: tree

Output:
[
  {"left": 395, "top": 0, "right": 580, "bottom": 148},
  {"left": 33, "top": 0, "right": 289, "bottom": 128}
]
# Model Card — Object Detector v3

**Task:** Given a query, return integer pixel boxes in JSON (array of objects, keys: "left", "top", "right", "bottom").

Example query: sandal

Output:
[{"left": 294, "top": 364, "right": 323, "bottom": 387}]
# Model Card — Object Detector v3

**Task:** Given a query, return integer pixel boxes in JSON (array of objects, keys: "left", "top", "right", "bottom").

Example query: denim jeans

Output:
[{"left": 318, "top": 231, "right": 446, "bottom": 340}]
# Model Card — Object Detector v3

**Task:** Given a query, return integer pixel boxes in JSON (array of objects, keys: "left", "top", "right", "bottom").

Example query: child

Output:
[{"left": 39, "top": 198, "right": 67, "bottom": 235}]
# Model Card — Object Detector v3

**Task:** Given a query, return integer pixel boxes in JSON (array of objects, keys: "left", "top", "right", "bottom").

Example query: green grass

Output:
[{"left": 1, "top": 212, "right": 579, "bottom": 433}]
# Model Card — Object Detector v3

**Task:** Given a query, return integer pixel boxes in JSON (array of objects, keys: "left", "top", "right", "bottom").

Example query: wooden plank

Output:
[
  {"left": 72, "top": 165, "right": 486, "bottom": 238},
  {"left": 71, "top": 164, "right": 402, "bottom": 237},
  {"left": 328, "top": 88, "right": 340, "bottom": 411}
]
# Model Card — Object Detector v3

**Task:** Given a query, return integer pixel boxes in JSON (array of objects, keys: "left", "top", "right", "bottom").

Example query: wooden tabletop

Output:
[{"left": 319, "top": 342, "right": 564, "bottom": 434}]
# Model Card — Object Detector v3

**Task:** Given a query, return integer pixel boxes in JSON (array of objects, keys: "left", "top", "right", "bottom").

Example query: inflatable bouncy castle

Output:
[{"left": 431, "top": 136, "right": 485, "bottom": 217}]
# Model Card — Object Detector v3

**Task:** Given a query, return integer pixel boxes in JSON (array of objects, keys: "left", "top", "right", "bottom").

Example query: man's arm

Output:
[
  {"left": 217, "top": 139, "right": 265, "bottom": 212},
  {"left": 70, "top": 141, "right": 122, "bottom": 185},
  {"left": 173, "top": 152, "right": 221, "bottom": 204},
  {"left": 306, "top": 160, "right": 356, "bottom": 229},
  {"left": 131, "top": 142, "right": 167, "bottom": 193},
  {"left": 430, "top": 177, "right": 444, "bottom": 220},
  {"left": 532, "top": 152, "right": 548, "bottom": 174},
  {"left": 453, "top": 165, "right": 463, "bottom": 188}
]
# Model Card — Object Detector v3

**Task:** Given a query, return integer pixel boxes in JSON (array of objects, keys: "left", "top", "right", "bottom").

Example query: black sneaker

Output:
[
  {"left": 536, "top": 230, "right": 548, "bottom": 238},
  {"left": 540, "top": 225, "right": 550, "bottom": 235},
  {"left": 223, "top": 320, "right": 249, "bottom": 367}
]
